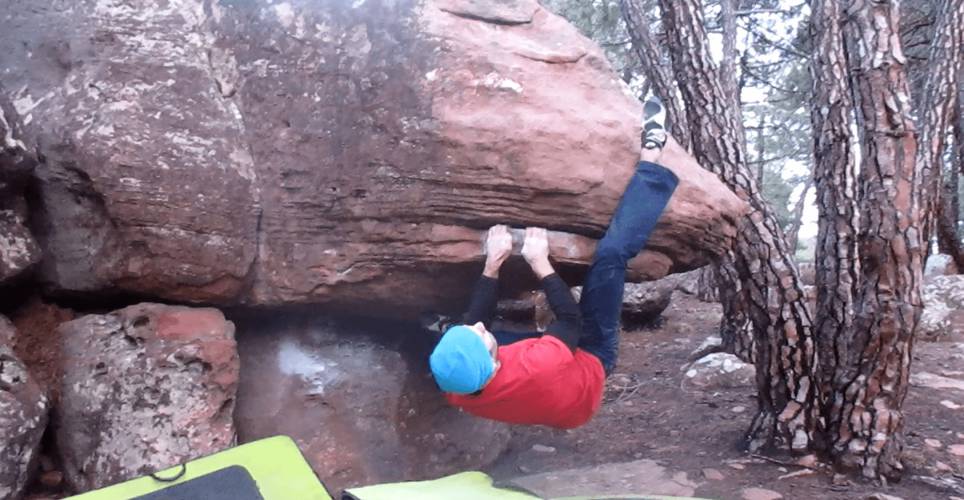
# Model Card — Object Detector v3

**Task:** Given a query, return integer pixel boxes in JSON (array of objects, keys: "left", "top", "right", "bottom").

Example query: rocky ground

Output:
[
  {"left": 485, "top": 294, "right": 964, "bottom": 500},
  {"left": 10, "top": 291, "right": 963, "bottom": 500}
]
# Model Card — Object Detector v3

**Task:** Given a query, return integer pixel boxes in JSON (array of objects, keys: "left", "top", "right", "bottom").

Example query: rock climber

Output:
[{"left": 427, "top": 97, "right": 680, "bottom": 428}]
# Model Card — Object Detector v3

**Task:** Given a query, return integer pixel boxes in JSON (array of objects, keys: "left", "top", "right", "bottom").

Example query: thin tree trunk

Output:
[
  {"left": 755, "top": 115, "right": 766, "bottom": 188},
  {"left": 620, "top": 0, "right": 692, "bottom": 149},
  {"left": 785, "top": 177, "right": 814, "bottom": 253},
  {"left": 808, "top": 0, "right": 859, "bottom": 463},
  {"left": 696, "top": 265, "right": 720, "bottom": 302},
  {"left": 720, "top": 0, "right": 741, "bottom": 109},
  {"left": 918, "top": 0, "right": 964, "bottom": 257},
  {"left": 938, "top": 155, "right": 963, "bottom": 270},
  {"left": 715, "top": 261, "right": 755, "bottom": 362},
  {"left": 658, "top": 0, "right": 820, "bottom": 454},
  {"left": 938, "top": 94, "right": 964, "bottom": 269},
  {"left": 837, "top": 0, "right": 925, "bottom": 480}
]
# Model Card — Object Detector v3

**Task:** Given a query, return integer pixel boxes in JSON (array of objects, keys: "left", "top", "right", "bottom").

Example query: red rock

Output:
[
  {"left": 233, "top": 312, "right": 510, "bottom": 492},
  {"left": 55, "top": 304, "right": 239, "bottom": 492},
  {"left": 0, "top": 315, "right": 50, "bottom": 500},
  {"left": 0, "top": 0, "right": 745, "bottom": 318}
]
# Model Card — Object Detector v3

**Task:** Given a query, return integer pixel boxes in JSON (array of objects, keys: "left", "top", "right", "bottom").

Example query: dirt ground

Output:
[
  {"left": 484, "top": 294, "right": 964, "bottom": 500},
  {"left": 11, "top": 293, "right": 963, "bottom": 499}
]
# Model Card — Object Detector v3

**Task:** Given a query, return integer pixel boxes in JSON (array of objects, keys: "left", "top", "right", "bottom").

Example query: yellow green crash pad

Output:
[{"left": 67, "top": 435, "right": 332, "bottom": 500}]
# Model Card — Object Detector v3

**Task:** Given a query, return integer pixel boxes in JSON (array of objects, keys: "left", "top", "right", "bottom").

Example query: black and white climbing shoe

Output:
[{"left": 642, "top": 96, "right": 667, "bottom": 150}]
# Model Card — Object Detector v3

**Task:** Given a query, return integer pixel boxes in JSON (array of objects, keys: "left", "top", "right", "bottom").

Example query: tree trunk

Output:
[
  {"left": 837, "top": 0, "right": 925, "bottom": 480},
  {"left": 620, "top": 0, "right": 692, "bottom": 149},
  {"left": 917, "top": 0, "right": 964, "bottom": 258},
  {"left": 938, "top": 94, "right": 964, "bottom": 269},
  {"left": 658, "top": 0, "right": 820, "bottom": 454},
  {"left": 785, "top": 177, "right": 814, "bottom": 254},
  {"left": 719, "top": 0, "right": 741, "bottom": 109},
  {"left": 808, "top": 0, "right": 859, "bottom": 463},
  {"left": 755, "top": 116, "right": 766, "bottom": 188},
  {"left": 714, "top": 261, "right": 755, "bottom": 362},
  {"left": 696, "top": 265, "right": 720, "bottom": 302}
]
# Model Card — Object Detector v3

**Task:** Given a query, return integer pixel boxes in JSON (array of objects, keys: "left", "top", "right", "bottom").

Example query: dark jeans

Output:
[{"left": 494, "top": 161, "right": 679, "bottom": 376}]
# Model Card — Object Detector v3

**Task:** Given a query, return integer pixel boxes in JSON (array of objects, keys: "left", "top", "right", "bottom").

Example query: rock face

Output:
[
  {"left": 0, "top": 315, "right": 49, "bottom": 500},
  {"left": 0, "top": 0, "right": 745, "bottom": 317},
  {"left": 681, "top": 353, "right": 755, "bottom": 391},
  {"left": 919, "top": 276, "right": 964, "bottom": 340},
  {"left": 233, "top": 313, "right": 511, "bottom": 492},
  {"left": 0, "top": 94, "right": 42, "bottom": 286},
  {"left": 56, "top": 304, "right": 239, "bottom": 492}
]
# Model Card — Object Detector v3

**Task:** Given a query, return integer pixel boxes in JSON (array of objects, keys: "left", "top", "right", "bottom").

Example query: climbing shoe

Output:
[{"left": 642, "top": 96, "right": 667, "bottom": 150}]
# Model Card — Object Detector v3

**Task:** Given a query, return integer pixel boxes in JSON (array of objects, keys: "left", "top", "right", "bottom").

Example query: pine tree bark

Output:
[
  {"left": 695, "top": 265, "right": 720, "bottom": 302},
  {"left": 620, "top": 0, "right": 692, "bottom": 149},
  {"left": 937, "top": 94, "right": 963, "bottom": 269},
  {"left": 658, "top": 0, "right": 820, "bottom": 453},
  {"left": 917, "top": 0, "right": 964, "bottom": 256},
  {"left": 808, "top": 0, "right": 859, "bottom": 462},
  {"left": 719, "top": 0, "right": 741, "bottom": 109},
  {"left": 838, "top": 0, "right": 924, "bottom": 480},
  {"left": 786, "top": 177, "right": 814, "bottom": 254}
]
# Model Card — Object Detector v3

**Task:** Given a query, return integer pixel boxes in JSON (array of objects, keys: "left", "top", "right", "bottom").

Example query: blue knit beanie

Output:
[{"left": 430, "top": 325, "right": 495, "bottom": 394}]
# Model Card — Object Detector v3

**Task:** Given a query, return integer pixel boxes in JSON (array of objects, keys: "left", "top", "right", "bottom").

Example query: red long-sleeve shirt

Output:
[
  {"left": 446, "top": 335, "right": 605, "bottom": 429},
  {"left": 443, "top": 273, "right": 605, "bottom": 429}
]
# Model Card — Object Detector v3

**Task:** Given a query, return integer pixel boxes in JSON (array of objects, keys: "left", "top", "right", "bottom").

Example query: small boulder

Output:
[
  {"left": 0, "top": 97, "right": 42, "bottom": 286},
  {"left": 919, "top": 276, "right": 964, "bottom": 340},
  {"left": 233, "top": 313, "right": 511, "bottom": 492},
  {"left": 0, "top": 315, "right": 50, "bottom": 500},
  {"left": 681, "top": 352, "right": 755, "bottom": 390},
  {"left": 56, "top": 304, "right": 239, "bottom": 492},
  {"left": 571, "top": 281, "right": 673, "bottom": 328},
  {"left": 925, "top": 254, "right": 958, "bottom": 277},
  {"left": 0, "top": 209, "right": 41, "bottom": 285},
  {"left": 620, "top": 282, "right": 674, "bottom": 326},
  {"left": 741, "top": 487, "right": 782, "bottom": 500},
  {"left": 702, "top": 468, "right": 724, "bottom": 480}
]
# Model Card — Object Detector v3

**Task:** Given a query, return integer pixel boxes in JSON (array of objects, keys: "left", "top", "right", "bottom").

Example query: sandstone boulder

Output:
[
  {"left": 0, "top": 94, "right": 41, "bottom": 286},
  {"left": 681, "top": 352, "right": 755, "bottom": 391},
  {"left": 0, "top": 315, "right": 49, "bottom": 500},
  {"left": 919, "top": 276, "right": 964, "bottom": 340},
  {"left": 0, "top": 0, "right": 745, "bottom": 317},
  {"left": 233, "top": 312, "right": 511, "bottom": 492},
  {"left": 56, "top": 304, "right": 239, "bottom": 492}
]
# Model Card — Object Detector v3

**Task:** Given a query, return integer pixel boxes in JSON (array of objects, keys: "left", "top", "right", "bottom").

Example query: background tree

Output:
[
  {"left": 916, "top": 0, "right": 964, "bottom": 259},
  {"left": 618, "top": 0, "right": 692, "bottom": 149},
  {"left": 938, "top": 88, "right": 964, "bottom": 268},
  {"left": 655, "top": 0, "right": 820, "bottom": 453},
  {"left": 808, "top": 0, "right": 859, "bottom": 472},
  {"left": 831, "top": 0, "right": 928, "bottom": 479}
]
